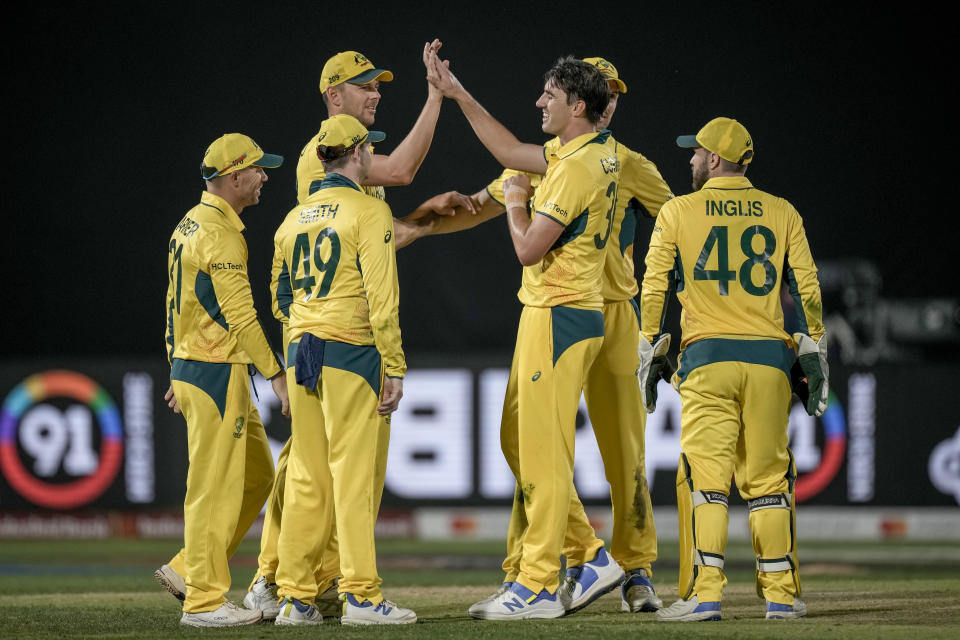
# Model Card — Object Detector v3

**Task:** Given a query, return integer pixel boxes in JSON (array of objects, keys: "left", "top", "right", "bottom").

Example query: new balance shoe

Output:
[
  {"left": 274, "top": 597, "right": 323, "bottom": 626},
  {"left": 559, "top": 547, "right": 625, "bottom": 614},
  {"left": 154, "top": 564, "right": 185, "bottom": 602},
  {"left": 466, "top": 582, "right": 512, "bottom": 617},
  {"left": 620, "top": 568, "right": 663, "bottom": 612},
  {"left": 341, "top": 593, "right": 417, "bottom": 626},
  {"left": 243, "top": 576, "right": 280, "bottom": 620},
  {"left": 180, "top": 601, "right": 262, "bottom": 627},
  {"left": 766, "top": 597, "right": 807, "bottom": 619},
  {"left": 316, "top": 582, "right": 342, "bottom": 618},
  {"left": 470, "top": 581, "right": 564, "bottom": 620},
  {"left": 655, "top": 595, "right": 722, "bottom": 622}
]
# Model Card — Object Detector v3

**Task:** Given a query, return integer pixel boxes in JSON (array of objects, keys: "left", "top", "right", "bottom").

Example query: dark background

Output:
[{"left": 3, "top": 2, "right": 948, "bottom": 360}]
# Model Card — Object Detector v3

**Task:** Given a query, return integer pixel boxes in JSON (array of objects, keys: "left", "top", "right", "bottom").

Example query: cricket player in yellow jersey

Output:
[
  {"left": 413, "top": 56, "right": 672, "bottom": 616},
  {"left": 269, "top": 114, "right": 414, "bottom": 626},
  {"left": 639, "top": 117, "right": 828, "bottom": 622},
  {"left": 161, "top": 133, "right": 290, "bottom": 627},
  {"left": 241, "top": 43, "right": 474, "bottom": 620},
  {"left": 425, "top": 53, "right": 617, "bottom": 620}
]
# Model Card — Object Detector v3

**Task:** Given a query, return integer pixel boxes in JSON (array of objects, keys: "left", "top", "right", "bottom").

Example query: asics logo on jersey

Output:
[
  {"left": 531, "top": 371, "right": 541, "bottom": 382},
  {"left": 384, "top": 230, "right": 392, "bottom": 243}
]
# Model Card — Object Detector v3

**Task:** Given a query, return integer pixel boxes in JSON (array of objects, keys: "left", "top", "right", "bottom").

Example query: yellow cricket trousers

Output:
[
  {"left": 275, "top": 340, "right": 388, "bottom": 605},
  {"left": 501, "top": 300, "right": 657, "bottom": 577},
  {"left": 169, "top": 359, "right": 274, "bottom": 613},
  {"left": 673, "top": 338, "right": 799, "bottom": 604},
  {"left": 499, "top": 305, "right": 604, "bottom": 594}
]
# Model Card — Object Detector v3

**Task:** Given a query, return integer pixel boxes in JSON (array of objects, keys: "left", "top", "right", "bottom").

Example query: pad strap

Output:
[
  {"left": 695, "top": 550, "right": 725, "bottom": 569},
  {"left": 692, "top": 491, "right": 729, "bottom": 508},
  {"left": 757, "top": 555, "right": 795, "bottom": 573},
  {"left": 747, "top": 493, "right": 791, "bottom": 511}
]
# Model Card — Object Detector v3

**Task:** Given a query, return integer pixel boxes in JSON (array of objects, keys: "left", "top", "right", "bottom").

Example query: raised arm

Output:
[
  {"left": 426, "top": 50, "right": 548, "bottom": 175},
  {"left": 364, "top": 40, "right": 445, "bottom": 187}
]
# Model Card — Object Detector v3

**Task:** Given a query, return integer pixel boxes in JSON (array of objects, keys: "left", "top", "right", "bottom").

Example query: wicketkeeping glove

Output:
[
  {"left": 792, "top": 332, "right": 829, "bottom": 417},
  {"left": 637, "top": 333, "right": 671, "bottom": 413}
]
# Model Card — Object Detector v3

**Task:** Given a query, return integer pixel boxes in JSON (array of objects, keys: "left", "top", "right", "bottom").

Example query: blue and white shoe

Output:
[
  {"left": 766, "top": 598, "right": 806, "bottom": 619},
  {"left": 655, "top": 595, "right": 722, "bottom": 622},
  {"left": 620, "top": 568, "right": 663, "bottom": 612},
  {"left": 274, "top": 597, "right": 322, "bottom": 626},
  {"left": 341, "top": 593, "right": 417, "bottom": 626},
  {"left": 559, "top": 547, "right": 625, "bottom": 614},
  {"left": 466, "top": 582, "right": 512, "bottom": 617},
  {"left": 471, "top": 582, "right": 564, "bottom": 620}
]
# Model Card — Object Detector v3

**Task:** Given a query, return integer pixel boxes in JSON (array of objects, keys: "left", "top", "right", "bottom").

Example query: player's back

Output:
[
  {"left": 660, "top": 175, "right": 817, "bottom": 347},
  {"left": 274, "top": 174, "right": 398, "bottom": 349}
]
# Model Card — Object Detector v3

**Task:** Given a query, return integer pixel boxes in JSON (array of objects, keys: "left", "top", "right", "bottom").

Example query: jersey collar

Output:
[
  {"left": 702, "top": 176, "right": 754, "bottom": 191},
  {"left": 317, "top": 173, "right": 362, "bottom": 192},
  {"left": 556, "top": 129, "right": 611, "bottom": 160},
  {"left": 199, "top": 191, "right": 244, "bottom": 232}
]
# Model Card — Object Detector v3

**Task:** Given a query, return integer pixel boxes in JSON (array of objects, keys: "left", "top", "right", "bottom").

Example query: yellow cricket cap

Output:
[
  {"left": 317, "top": 114, "right": 386, "bottom": 150},
  {"left": 677, "top": 117, "right": 754, "bottom": 165},
  {"left": 201, "top": 133, "right": 283, "bottom": 180},
  {"left": 319, "top": 51, "right": 393, "bottom": 94},
  {"left": 583, "top": 57, "right": 627, "bottom": 94}
]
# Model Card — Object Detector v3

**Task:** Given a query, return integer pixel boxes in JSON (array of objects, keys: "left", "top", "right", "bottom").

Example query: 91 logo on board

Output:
[{"left": 0, "top": 370, "right": 123, "bottom": 509}]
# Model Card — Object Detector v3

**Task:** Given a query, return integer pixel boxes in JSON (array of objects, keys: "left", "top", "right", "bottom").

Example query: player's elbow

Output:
[{"left": 515, "top": 248, "right": 544, "bottom": 267}]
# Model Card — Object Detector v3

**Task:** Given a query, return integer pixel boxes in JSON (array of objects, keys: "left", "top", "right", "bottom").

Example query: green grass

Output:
[{"left": 1, "top": 538, "right": 959, "bottom": 639}]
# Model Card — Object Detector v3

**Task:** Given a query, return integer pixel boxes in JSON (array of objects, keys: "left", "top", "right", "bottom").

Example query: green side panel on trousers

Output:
[
  {"left": 170, "top": 358, "right": 232, "bottom": 419},
  {"left": 551, "top": 306, "right": 605, "bottom": 367},
  {"left": 676, "top": 338, "right": 794, "bottom": 385},
  {"left": 287, "top": 340, "right": 382, "bottom": 396}
]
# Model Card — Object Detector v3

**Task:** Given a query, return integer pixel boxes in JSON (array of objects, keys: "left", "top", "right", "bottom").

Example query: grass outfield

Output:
[{"left": 1, "top": 537, "right": 959, "bottom": 639}]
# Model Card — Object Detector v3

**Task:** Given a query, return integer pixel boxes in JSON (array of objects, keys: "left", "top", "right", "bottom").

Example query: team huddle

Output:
[{"left": 159, "top": 40, "right": 828, "bottom": 627}]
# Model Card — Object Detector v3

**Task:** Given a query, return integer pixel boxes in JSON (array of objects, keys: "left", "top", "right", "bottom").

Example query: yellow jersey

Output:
[
  {"left": 486, "top": 132, "right": 672, "bottom": 303},
  {"left": 164, "top": 191, "right": 282, "bottom": 378},
  {"left": 640, "top": 176, "right": 824, "bottom": 348},
  {"left": 518, "top": 130, "right": 620, "bottom": 309},
  {"left": 273, "top": 173, "right": 405, "bottom": 379}
]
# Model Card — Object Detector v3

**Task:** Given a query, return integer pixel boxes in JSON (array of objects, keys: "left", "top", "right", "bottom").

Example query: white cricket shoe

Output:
[
  {"left": 341, "top": 593, "right": 417, "bottom": 626},
  {"left": 471, "top": 582, "right": 564, "bottom": 620},
  {"left": 243, "top": 576, "right": 280, "bottom": 620},
  {"left": 316, "top": 581, "right": 341, "bottom": 618},
  {"left": 620, "top": 568, "right": 663, "bottom": 612},
  {"left": 655, "top": 595, "right": 722, "bottom": 622},
  {"left": 154, "top": 564, "right": 185, "bottom": 602},
  {"left": 766, "top": 597, "right": 807, "bottom": 619},
  {"left": 466, "top": 582, "right": 512, "bottom": 617},
  {"left": 274, "top": 597, "right": 323, "bottom": 626},
  {"left": 180, "top": 601, "right": 262, "bottom": 627},
  {"left": 559, "top": 547, "right": 625, "bottom": 614}
]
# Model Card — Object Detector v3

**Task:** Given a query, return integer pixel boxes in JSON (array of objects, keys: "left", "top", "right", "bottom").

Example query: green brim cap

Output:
[
  {"left": 252, "top": 152, "right": 284, "bottom": 169},
  {"left": 348, "top": 68, "right": 392, "bottom": 84},
  {"left": 676, "top": 134, "right": 700, "bottom": 148},
  {"left": 367, "top": 131, "right": 386, "bottom": 144}
]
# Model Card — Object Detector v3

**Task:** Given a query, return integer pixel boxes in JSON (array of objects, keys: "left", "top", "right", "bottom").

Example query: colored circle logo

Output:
[
  {"left": 795, "top": 390, "right": 846, "bottom": 502},
  {"left": 0, "top": 370, "right": 123, "bottom": 509}
]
